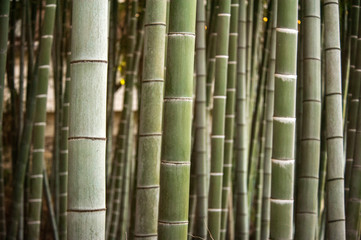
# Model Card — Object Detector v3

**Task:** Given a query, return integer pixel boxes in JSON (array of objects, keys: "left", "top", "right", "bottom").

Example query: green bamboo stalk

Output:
[
  {"left": 294, "top": 1, "right": 321, "bottom": 239},
  {"left": 207, "top": 1, "right": 231, "bottom": 239},
  {"left": 43, "top": 168, "right": 59, "bottom": 240},
  {"left": 345, "top": 2, "right": 361, "bottom": 204},
  {"left": 269, "top": 0, "right": 298, "bottom": 239},
  {"left": 158, "top": 0, "right": 196, "bottom": 239},
  {"left": 245, "top": 0, "right": 254, "bottom": 113},
  {"left": 324, "top": 0, "right": 346, "bottom": 239},
  {"left": 345, "top": 85, "right": 361, "bottom": 240},
  {"left": 7, "top": 2, "right": 37, "bottom": 238},
  {"left": 133, "top": 0, "right": 166, "bottom": 239},
  {"left": 220, "top": 1, "right": 238, "bottom": 239},
  {"left": 0, "top": 1, "right": 9, "bottom": 237},
  {"left": 191, "top": 1, "right": 208, "bottom": 239},
  {"left": 59, "top": 49, "right": 71, "bottom": 240},
  {"left": 67, "top": 0, "right": 108, "bottom": 239},
  {"left": 255, "top": 102, "right": 266, "bottom": 240},
  {"left": 235, "top": 0, "right": 248, "bottom": 238},
  {"left": 26, "top": 1, "right": 57, "bottom": 238}
]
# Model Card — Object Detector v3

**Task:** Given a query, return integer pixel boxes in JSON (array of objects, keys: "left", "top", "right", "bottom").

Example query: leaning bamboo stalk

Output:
[
  {"left": 235, "top": 0, "right": 248, "bottom": 238},
  {"left": 158, "top": 0, "right": 197, "bottom": 238},
  {"left": 27, "top": 1, "right": 56, "bottom": 239},
  {"left": 0, "top": 1, "right": 10, "bottom": 237},
  {"left": 294, "top": 0, "right": 322, "bottom": 239},
  {"left": 67, "top": 0, "right": 108, "bottom": 239},
  {"left": 261, "top": 2, "right": 276, "bottom": 239},
  {"left": 324, "top": 0, "right": 346, "bottom": 239},
  {"left": 7, "top": 2, "right": 37, "bottom": 238},
  {"left": 269, "top": 0, "right": 298, "bottom": 239},
  {"left": 220, "top": 1, "right": 238, "bottom": 239}
]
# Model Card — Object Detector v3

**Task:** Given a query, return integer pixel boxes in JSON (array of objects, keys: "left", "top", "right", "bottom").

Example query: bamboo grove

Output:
[{"left": 1, "top": 0, "right": 361, "bottom": 239}]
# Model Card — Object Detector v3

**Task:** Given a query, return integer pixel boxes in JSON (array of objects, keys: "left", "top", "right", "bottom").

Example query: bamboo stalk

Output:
[
  {"left": 235, "top": 0, "right": 248, "bottom": 238},
  {"left": 269, "top": 0, "right": 298, "bottom": 239},
  {"left": 133, "top": 0, "right": 166, "bottom": 239},
  {"left": 158, "top": 0, "right": 197, "bottom": 238},
  {"left": 27, "top": 1, "right": 57, "bottom": 238},
  {"left": 295, "top": 1, "right": 322, "bottom": 239},
  {"left": 220, "top": 1, "right": 238, "bottom": 239},
  {"left": 324, "top": 0, "right": 346, "bottom": 239},
  {"left": 0, "top": 0, "right": 9, "bottom": 238},
  {"left": 67, "top": 0, "right": 108, "bottom": 238}
]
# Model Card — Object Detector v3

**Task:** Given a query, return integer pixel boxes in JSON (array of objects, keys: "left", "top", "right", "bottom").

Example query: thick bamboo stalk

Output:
[
  {"left": 133, "top": 1, "right": 166, "bottom": 239},
  {"left": 67, "top": 0, "right": 108, "bottom": 239},
  {"left": 269, "top": 0, "right": 298, "bottom": 239},
  {"left": 158, "top": 0, "right": 196, "bottom": 239},
  {"left": 220, "top": 1, "right": 238, "bottom": 239},
  {"left": 27, "top": 1, "right": 57, "bottom": 238},
  {"left": 207, "top": 1, "right": 231, "bottom": 239},
  {"left": 191, "top": 1, "right": 208, "bottom": 239},
  {"left": 235, "top": 0, "right": 248, "bottom": 238},
  {"left": 294, "top": 1, "right": 321, "bottom": 239},
  {"left": 324, "top": 0, "right": 346, "bottom": 239},
  {"left": 0, "top": 1, "right": 10, "bottom": 237}
]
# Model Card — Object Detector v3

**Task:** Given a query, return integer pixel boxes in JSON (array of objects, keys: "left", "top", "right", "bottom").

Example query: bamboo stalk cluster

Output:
[{"left": 0, "top": 0, "right": 360, "bottom": 239}]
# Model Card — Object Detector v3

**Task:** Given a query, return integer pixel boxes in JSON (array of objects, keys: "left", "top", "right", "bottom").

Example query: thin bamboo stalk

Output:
[
  {"left": 220, "top": 1, "right": 238, "bottom": 239},
  {"left": 27, "top": 1, "right": 57, "bottom": 238},
  {"left": 235, "top": 0, "right": 248, "bottom": 238},
  {"left": 0, "top": 0, "right": 9, "bottom": 237},
  {"left": 324, "top": 0, "right": 346, "bottom": 239},
  {"left": 191, "top": 1, "right": 208, "bottom": 239}
]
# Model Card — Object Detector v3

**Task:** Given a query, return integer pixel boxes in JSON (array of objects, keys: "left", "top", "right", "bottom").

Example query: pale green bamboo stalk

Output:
[
  {"left": 67, "top": 0, "right": 108, "bottom": 239},
  {"left": 220, "top": 1, "right": 238, "bottom": 239},
  {"left": 0, "top": 1, "right": 10, "bottom": 237},
  {"left": 324, "top": 0, "right": 346, "bottom": 239},
  {"left": 133, "top": 1, "right": 166, "bottom": 239},
  {"left": 158, "top": 0, "right": 196, "bottom": 239},
  {"left": 207, "top": 1, "right": 231, "bottom": 239},
  {"left": 294, "top": 1, "right": 321, "bottom": 239},
  {"left": 191, "top": 0, "right": 208, "bottom": 238},
  {"left": 235, "top": 0, "right": 248, "bottom": 238},
  {"left": 269, "top": 0, "right": 298, "bottom": 239},
  {"left": 27, "top": 1, "right": 57, "bottom": 239},
  {"left": 43, "top": 168, "right": 59, "bottom": 240}
]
